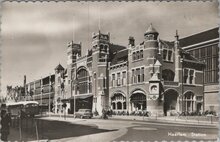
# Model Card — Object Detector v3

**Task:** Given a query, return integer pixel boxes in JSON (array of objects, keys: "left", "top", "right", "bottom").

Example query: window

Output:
[
  {"left": 163, "top": 49, "right": 167, "bottom": 60},
  {"left": 189, "top": 70, "right": 194, "bottom": 84},
  {"left": 117, "top": 73, "right": 121, "bottom": 86},
  {"left": 162, "top": 45, "right": 173, "bottom": 62},
  {"left": 162, "top": 69, "right": 175, "bottom": 81},
  {"left": 168, "top": 50, "right": 172, "bottom": 61},
  {"left": 112, "top": 74, "right": 115, "bottom": 80},
  {"left": 137, "top": 51, "right": 140, "bottom": 59},
  {"left": 131, "top": 67, "right": 145, "bottom": 84},
  {"left": 132, "top": 50, "right": 144, "bottom": 61},
  {"left": 183, "top": 69, "right": 189, "bottom": 84},
  {"left": 195, "top": 49, "right": 199, "bottom": 59},
  {"left": 117, "top": 102, "right": 122, "bottom": 110},
  {"left": 133, "top": 52, "right": 136, "bottom": 60},
  {"left": 132, "top": 69, "right": 135, "bottom": 83},
  {"left": 195, "top": 45, "right": 219, "bottom": 83},
  {"left": 112, "top": 74, "right": 115, "bottom": 87},
  {"left": 200, "top": 48, "right": 206, "bottom": 58},
  {"left": 122, "top": 71, "right": 126, "bottom": 85},
  {"left": 136, "top": 68, "right": 141, "bottom": 83},
  {"left": 183, "top": 69, "right": 194, "bottom": 84},
  {"left": 141, "top": 67, "right": 145, "bottom": 82},
  {"left": 140, "top": 50, "right": 143, "bottom": 58},
  {"left": 103, "top": 77, "right": 106, "bottom": 88}
]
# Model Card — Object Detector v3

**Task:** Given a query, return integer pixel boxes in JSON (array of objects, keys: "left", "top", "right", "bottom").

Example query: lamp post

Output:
[
  {"left": 49, "top": 74, "right": 51, "bottom": 117},
  {"left": 181, "top": 58, "right": 184, "bottom": 114}
]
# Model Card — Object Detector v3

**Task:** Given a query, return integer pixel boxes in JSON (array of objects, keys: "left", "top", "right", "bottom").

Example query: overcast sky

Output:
[{"left": 1, "top": 1, "right": 218, "bottom": 95}]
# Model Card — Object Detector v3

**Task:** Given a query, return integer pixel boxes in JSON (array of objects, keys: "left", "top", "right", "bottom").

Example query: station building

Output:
[
  {"left": 61, "top": 24, "right": 206, "bottom": 116},
  {"left": 21, "top": 74, "right": 55, "bottom": 112},
  {"left": 181, "top": 27, "right": 219, "bottom": 112},
  {"left": 17, "top": 25, "right": 218, "bottom": 116}
]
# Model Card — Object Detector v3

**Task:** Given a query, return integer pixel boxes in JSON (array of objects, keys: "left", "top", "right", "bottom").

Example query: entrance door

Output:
[
  {"left": 130, "top": 93, "right": 146, "bottom": 111},
  {"left": 163, "top": 89, "right": 178, "bottom": 116}
]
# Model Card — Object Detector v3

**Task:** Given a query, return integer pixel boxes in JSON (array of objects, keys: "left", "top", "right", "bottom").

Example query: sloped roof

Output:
[
  {"left": 109, "top": 43, "right": 126, "bottom": 55},
  {"left": 161, "top": 39, "right": 202, "bottom": 64},
  {"left": 110, "top": 49, "right": 128, "bottom": 65},
  {"left": 180, "top": 48, "right": 203, "bottom": 64},
  {"left": 109, "top": 43, "right": 127, "bottom": 65},
  {"left": 178, "top": 27, "right": 219, "bottom": 47},
  {"left": 145, "top": 24, "right": 158, "bottom": 35},
  {"left": 55, "top": 64, "right": 64, "bottom": 71}
]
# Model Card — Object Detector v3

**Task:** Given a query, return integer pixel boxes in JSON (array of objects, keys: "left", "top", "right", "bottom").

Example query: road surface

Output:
[{"left": 8, "top": 116, "right": 218, "bottom": 142}]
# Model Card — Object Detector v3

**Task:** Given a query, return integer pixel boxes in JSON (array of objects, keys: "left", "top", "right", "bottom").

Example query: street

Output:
[{"left": 8, "top": 116, "right": 218, "bottom": 142}]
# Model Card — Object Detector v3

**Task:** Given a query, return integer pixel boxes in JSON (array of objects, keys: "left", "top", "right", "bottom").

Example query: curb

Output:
[{"left": 108, "top": 116, "right": 218, "bottom": 127}]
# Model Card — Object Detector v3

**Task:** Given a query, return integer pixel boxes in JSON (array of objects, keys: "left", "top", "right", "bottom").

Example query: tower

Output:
[
  {"left": 67, "top": 41, "right": 82, "bottom": 65},
  {"left": 66, "top": 41, "right": 82, "bottom": 95},
  {"left": 66, "top": 41, "right": 82, "bottom": 113},
  {"left": 91, "top": 31, "right": 110, "bottom": 115},
  {"left": 54, "top": 64, "right": 64, "bottom": 114},
  {"left": 144, "top": 24, "right": 160, "bottom": 81},
  {"left": 144, "top": 24, "right": 164, "bottom": 116}
]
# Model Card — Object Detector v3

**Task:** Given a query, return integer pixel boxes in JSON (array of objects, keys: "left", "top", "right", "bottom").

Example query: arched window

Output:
[
  {"left": 112, "top": 102, "right": 116, "bottom": 110},
  {"left": 162, "top": 69, "right": 175, "bottom": 81},
  {"left": 77, "top": 68, "right": 90, "bottom": 94},
  {"left": 123, "top": 102, "right": 126, "bottom": 110}
]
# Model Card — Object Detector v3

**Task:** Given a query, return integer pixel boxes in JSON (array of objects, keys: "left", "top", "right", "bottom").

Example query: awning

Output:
[{"left": 67, "top": 94, "right": 93, "bottom": 100}]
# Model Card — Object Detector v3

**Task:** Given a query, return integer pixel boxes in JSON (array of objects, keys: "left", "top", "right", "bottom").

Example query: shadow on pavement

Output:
[{"left": 8, "top": 118, "right": 117, "bottom": 141}]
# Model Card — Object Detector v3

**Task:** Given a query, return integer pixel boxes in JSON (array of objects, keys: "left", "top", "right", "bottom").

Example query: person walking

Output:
[{"left": 1, "top": 109, "right": 11, "bottom": 141}]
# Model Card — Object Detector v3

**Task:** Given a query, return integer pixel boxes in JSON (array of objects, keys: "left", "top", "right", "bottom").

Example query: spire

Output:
[
  {"left": 144, "top": 23, "right": 159, "bottom": 40},
  {"left": 145, "top": 23, "right": 158, "bottom": 35},
  {"left": 174, "top": 30, "right": 180, "bottom": 49},
  {"left": 98, "top": 4, "right": 101, "bottom": 31},
  {"left": 175, "top": 30, "right": 179, "bottom": 41}
]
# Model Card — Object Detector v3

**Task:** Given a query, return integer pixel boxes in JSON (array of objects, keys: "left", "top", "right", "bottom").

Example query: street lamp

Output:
[
  {"left": 180, "top": 58, "right": 184, "bottom": 114},
  {"left": 48, "top": 74, "right": 51, "bottom": 117}
]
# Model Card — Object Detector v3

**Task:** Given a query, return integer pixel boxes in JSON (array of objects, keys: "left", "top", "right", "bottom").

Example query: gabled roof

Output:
[
  {"left": 160, "top": 40, "right": 174, "bottom": 49},
  {"left": 160, "top": 39, "right": 202, "bottom": 64},
  {"left": 178, "top": 27, "right": 219, "bottom": 47}
]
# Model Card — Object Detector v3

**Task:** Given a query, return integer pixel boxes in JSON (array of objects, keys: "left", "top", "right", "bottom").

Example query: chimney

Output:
[{"left": 128, "top": 36, "right": 135, "bottom": 46}]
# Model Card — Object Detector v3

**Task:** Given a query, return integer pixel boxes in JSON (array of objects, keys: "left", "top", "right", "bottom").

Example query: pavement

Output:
[
  {"left": 46, "top": 113, "right": 218, "bottom": 127},
  {"left": 109, "top": 115, "right": 219, "bottom": 127}
]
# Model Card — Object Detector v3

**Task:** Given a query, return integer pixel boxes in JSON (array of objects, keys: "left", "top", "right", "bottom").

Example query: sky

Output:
[{"left": 1, "top": 1, "right": 218, "bottom": 96}]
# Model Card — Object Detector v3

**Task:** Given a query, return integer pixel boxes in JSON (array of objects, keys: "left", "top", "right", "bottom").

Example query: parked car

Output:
[{"left": 75, "top": 109, "right": 93, "bottom": 119}]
